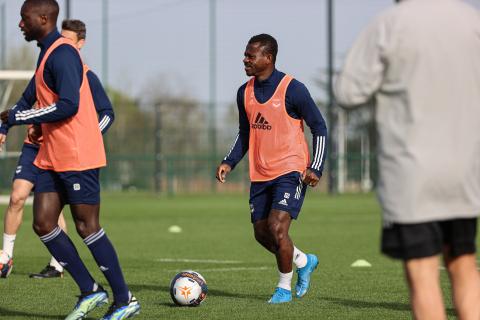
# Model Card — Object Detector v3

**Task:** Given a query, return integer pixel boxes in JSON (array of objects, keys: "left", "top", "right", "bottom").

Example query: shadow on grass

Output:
[
  {"left": 322, "top": 297, "right": 456, "bottom": 316},
  {"left": 157, "top": 302, "right": 208, "bottom": 308},
  {"left": 0, "top": 307, "right": 65, "bottom": 319},
  {"left": 158, "top": 302, "right": 179, "bottom": 308},
  {"left": 128, "top": 283, "right": 268, "bottom": 301}
]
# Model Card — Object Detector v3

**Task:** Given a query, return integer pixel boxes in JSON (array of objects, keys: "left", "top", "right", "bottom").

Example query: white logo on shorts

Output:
[
  {"left": 73, "top": 183, "right": 81, "bottom": 191},
  {"left": 99, "top": 266, "right": 109, "bottom": 272},
  {"left": 16, "top": 166, "right": 22, "bottom": 174},
  {"left": 278, "top": 199, "right": 288, "bottom": 206},
  {"left": 284, "top": 192, "right": 290, "bottom": 199},
  {"left": 249, "top": 203, "right": 255, "bottom": 214}
]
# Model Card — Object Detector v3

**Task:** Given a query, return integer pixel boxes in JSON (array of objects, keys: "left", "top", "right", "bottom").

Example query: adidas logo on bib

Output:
[{"left": 251, "top": 113, "right": 272, "bottom": 130}]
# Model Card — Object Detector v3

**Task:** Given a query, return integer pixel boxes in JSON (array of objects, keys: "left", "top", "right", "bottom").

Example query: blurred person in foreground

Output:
[
  {"left": 216, "top": 34, "right": 327, "bottom": 304},
  {"left": 335, "top": 0, "right": 480, "bottom": 319}
]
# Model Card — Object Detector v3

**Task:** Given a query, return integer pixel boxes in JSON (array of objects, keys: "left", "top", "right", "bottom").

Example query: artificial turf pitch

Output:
[{"left": 0, "top": 192, "right": 465, "bottom": 319}]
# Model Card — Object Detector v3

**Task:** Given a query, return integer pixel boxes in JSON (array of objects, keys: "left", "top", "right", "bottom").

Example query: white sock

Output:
[
  {"left": 49, "top": 256, "right": 63, "bottom": 272},
  {"left": 277, "top": 271, "right": 293, "bottom": 291},
  {"left": 293, "top": 246, "right": 308, "bottom": 269},
  {"left": 2, "top": 233, "right": 16, "bottom": 260}
]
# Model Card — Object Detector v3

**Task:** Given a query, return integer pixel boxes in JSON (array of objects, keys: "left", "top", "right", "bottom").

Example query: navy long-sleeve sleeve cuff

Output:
[
  {"left": 308, "top": 135, "right": 327, "bottom": 176},
  {"left": 10, "top": 101, "right": 78, "bottom": 126},
  {"left": 221, "top": 158, "right": 236, "bottom": 169},
  {"left": 0, "top": 123, "right": 8, "bottom": 134},
  {"left": 87, "top": 70, "right": 115, "bottom": 134},
  {"left": 222, "top": 132, "right": 249, "bottom": 170},
  {"left": 98, "top": 111, "right": 114, "bottom": 134},
  {"left": 307, "top": 166, "right": 322, "bottom": 178}
]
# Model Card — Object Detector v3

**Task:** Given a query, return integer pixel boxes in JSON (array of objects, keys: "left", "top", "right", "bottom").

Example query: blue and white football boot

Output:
[
  {"left": 267, "top": 287, "right": 292, "bottom": 304},
  {"left": 101, "top": 295, "right": 140, "bottom": 320},
  {"left": 65, "top": 285, "right": 109, "bottom": 320},
  {"left": 295, "top": 254, "right": 319, "bottom": 298}
]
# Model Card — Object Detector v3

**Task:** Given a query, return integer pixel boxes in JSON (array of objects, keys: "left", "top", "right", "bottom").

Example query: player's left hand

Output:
[
  {"left": 302, "top": 168, "right": 320, "bottom": 187},
  {"left": 216, "top": 163, "right": 232, "bottom": 183},
  {"left": 28, "top": 125, "right": 42, "bottom": 144},
  {"left": 0, "top": 109, "right": 10, "bottom": 124}
]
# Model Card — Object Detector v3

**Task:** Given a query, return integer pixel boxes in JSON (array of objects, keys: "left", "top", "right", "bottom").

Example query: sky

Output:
[{"left": 1, "top": 0, "right": 479, "bottom": 105}]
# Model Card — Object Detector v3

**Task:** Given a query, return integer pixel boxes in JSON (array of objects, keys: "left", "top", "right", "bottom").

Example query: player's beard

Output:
[
  {"left": 23, "top": 27, "right": 43, "bottom": 42},
  {"left": 245, "top": 65, "right": 255, "bottom": 76}
]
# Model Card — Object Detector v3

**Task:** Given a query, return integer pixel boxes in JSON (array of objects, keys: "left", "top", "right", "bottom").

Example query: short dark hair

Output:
[
  {"left": 24, "top": 0, "right": 59, "bottom": 21},
  {"left": 248, "top": 33, "right": 278, "bottom": 63},
  {"left": 62, "top": 19, "right": 86, "bottom": 40}
]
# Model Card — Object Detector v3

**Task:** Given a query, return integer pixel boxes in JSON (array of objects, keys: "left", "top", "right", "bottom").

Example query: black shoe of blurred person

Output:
[{"left": 29, "top": 265, "right": 64, "bottom": 279}]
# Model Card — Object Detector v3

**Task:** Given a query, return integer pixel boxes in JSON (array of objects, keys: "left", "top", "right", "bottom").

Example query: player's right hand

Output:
[
  {"left": 302, "top": 168, "right": 320, "bottom": 187},
  {"left": 216, "top": 163, "right": 232, "bottom": 183},
  {"left": 0, "top": 134, "right": 5, "bottom": 152}
]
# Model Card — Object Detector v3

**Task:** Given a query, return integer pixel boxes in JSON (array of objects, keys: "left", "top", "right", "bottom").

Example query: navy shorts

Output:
[
  {"left": 382, "top": 218, "right": 477, "bottom": 260},
  {"left": 249, "top": 171, "right": 307, "bottom": 223},
  {"left": 35, "top": 168, "right": 101, "bottom": 205},
  {"left": 13, "top": 143, "right": 41, "bottom": 184}
]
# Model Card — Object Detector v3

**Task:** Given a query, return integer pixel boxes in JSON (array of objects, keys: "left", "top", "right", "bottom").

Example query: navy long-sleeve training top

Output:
[
  {"left": 222, "top": 69, "right": 328, "bottom": 177},
  {"left": 0, "top": 29, "right": 114, "bottom": 137}
]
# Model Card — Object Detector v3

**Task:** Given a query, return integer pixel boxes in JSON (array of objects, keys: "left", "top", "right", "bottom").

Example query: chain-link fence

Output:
[{"left": 0, "top": 85, "right": 377, "bottom": 195}]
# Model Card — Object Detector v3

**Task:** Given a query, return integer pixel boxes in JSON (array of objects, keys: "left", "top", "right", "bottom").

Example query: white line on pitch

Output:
[
  {"left": 155, "top": 258, "right": 243, "bottom": 264},
  {"left": 0, "top": 195, "right": 33, "bottom": 205},
  {"left": 199, "top": 266, "right": 270, "bottom": 272},
  {"left": 165, "top": 266, "right": 270, "bottom": 272}
]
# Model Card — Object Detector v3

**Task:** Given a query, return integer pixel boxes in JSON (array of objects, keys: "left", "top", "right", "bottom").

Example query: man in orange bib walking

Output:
[{"left": 216, "top": 34, "right": 328, "bottom": 304}]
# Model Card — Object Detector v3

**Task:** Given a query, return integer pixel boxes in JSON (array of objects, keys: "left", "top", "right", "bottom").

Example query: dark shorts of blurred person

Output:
[{"left": 381, "top": 218, "right": 477, "bottom": 260}]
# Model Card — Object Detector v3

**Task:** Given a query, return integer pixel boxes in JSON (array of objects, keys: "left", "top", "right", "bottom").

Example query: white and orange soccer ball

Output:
[
  {"left": 0, "top": 250, "right": 13, "bottom": 278},
  {"left": 170, "top": 270, "right": 207, "bottom": 306}
]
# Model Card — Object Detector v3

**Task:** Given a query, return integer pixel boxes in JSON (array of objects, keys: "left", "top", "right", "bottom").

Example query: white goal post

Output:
[
  {"left": 0, "top": 70, "right": 34, "bottom": 110},
  {"left": 0, "top": 70, "right": 34, "bottom": 159},
  {"left": 0, "top": 70, "right": 34, "bottom": 80}
]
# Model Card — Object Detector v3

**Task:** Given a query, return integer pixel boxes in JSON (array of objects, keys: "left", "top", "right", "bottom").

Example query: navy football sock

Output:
[
  {"left": 84, "top": 229, "right": 130, "bottom": 303},
  {"left": 40, "top": 227, "right": 96, "bottom": 293}
]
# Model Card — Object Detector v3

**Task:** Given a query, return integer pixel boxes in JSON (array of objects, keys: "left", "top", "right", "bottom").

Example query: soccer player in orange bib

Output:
[
  {"left": 0, "top": 1, "right": 139, "bottom": 319},
  {"left": 216, "top": 34, "right": 328, "bottom": 304},
  {"left": 0, "top": 19, "right": 115, "bottom": 281}
]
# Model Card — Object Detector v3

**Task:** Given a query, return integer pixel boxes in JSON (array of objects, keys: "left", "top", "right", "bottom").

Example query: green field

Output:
[{"left": 0, "top": 192, "right": 466, "bottom": 319}]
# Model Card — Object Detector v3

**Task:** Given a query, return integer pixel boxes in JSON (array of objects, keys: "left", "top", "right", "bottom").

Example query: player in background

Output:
[
  {"left": 216, "top": 34, "right": 327, "bottom": 304},
  {"left": 0, "top": 19, "right": 114, "bottom": 280},
  {"left": 0, "top": 1, "right": 139, "bottom": 319},
  {"left": 335, "top": 0, "right": 480, "bottom": 319}
]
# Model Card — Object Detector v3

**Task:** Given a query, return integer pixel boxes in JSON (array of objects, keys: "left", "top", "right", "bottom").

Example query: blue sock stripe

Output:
[
  {"left": 83, "top": 228, "right": 102, "bottom": 243},
  {"left": 83, "top": 228, "right": 104, "bottom": 244},
  {"left": 39, "top": 226, "right": 62, "bottom": 243},
  {"left": 87, "top": 230, "right": 105, "bottom": 246},
  {"left": 84, "top": 229, "right": 105, "bottom": 246}
]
